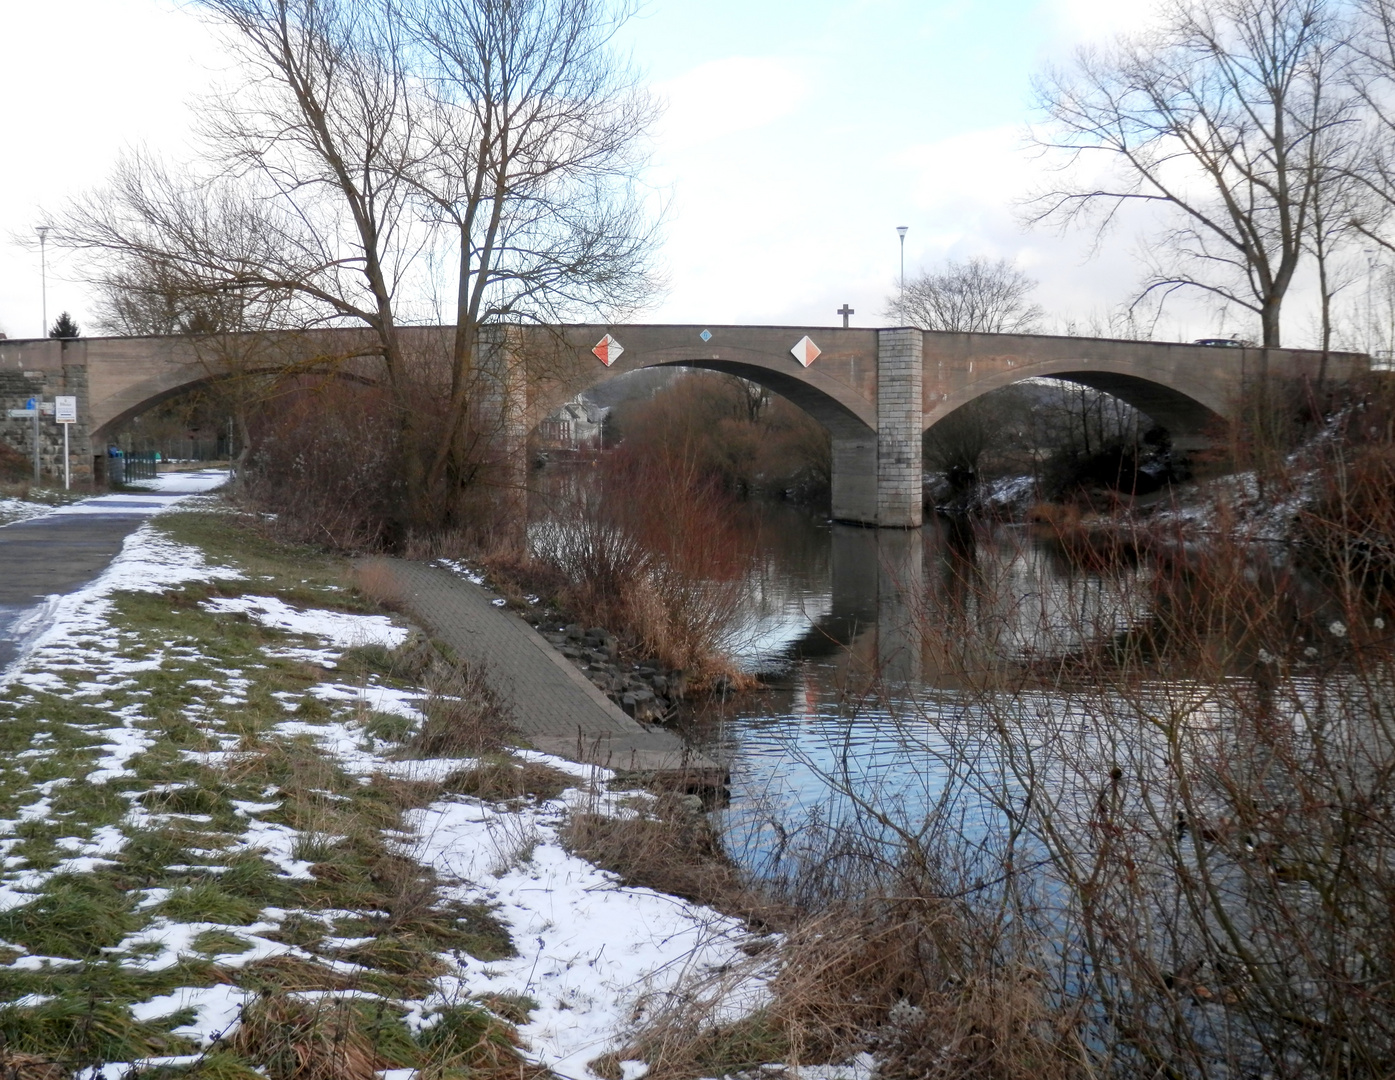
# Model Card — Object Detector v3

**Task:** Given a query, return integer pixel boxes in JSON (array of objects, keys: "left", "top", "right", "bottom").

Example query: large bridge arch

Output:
[
  {"left": 525, "top": 326, "right": 880, "bottom": 440},
  {"left": 524, "top": 325, "right": 897, "bottom": 524},
  {"left": 90, "top": 365, "right": 383, "bottom": 444},
  {"left": 530, "top": 356, "right": 876, "bottom": 442},
  {"left": 91, "top": 370, "right": 228, "bottom": 444},
  {"left": 924, "top": 356, "right": 1228, "bottom": 443}
]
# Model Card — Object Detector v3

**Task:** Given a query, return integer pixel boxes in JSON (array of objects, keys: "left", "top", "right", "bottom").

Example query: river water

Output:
[{"left": 678, "top": 502, "right": 1154, "bottom": 880}]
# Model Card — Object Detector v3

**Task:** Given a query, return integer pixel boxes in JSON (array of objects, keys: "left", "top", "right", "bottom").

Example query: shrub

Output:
[
  {"left": 530, "top": 448, "right": 754, "bottom": 677},
  {"left": 409, "top": 662, "right": 515, "bottom": 759}
]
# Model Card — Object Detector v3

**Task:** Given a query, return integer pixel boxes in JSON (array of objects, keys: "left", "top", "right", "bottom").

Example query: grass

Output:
[
  {"left": 442, "top": 758, "right": 574, "bottom": 803},
  {"left": 595, "top": 1012, "right": 788, "bottom": 1080},
  {"left": 191, "top": 930, "right": 254, "bottom": 957},
  {"left": 0, "top": 873, "right": 141, "bottom": 959},
  {"left": 0, "top": 994, "right": 197, "bottom": 1067},
  {"left": 562, "top": 793, "right": 751, "bottom": 916},
  {"left": 154, "top": 881, "right": 264, "bottom": 925},
  {"left": 228, "top": 994, "right": 394, "bottom": 1080},
  {"left": 417, "top": 1001, "right": 538, "bottom": 1080},
  {"left": 0, "top": 503, "right": 545, "bottom": 1077}
]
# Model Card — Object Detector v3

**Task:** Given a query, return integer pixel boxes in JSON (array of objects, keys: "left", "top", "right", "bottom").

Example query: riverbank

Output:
[{"left": 0, "top": 498, "right": 773, "bottom": 1079}]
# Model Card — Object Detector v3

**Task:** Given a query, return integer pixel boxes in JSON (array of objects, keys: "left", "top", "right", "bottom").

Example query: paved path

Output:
[
  {"left": 0, "top": 472, "right": 230, "bottom": 670},
  {"left": 365, "top": 559, "right": 725, "bottom": 785}
]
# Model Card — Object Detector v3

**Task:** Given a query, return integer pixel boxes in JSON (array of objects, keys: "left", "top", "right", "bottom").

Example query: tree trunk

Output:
[{"left": 1260, "top": 297, "right": 1284, "bottom": 348}]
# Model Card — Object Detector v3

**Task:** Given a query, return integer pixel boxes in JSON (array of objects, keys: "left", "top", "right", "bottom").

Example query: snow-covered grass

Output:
[
  {"left": 0, "top": 495, "right": 52, "bottom": 527},
  {"left": 0, "top": 503, "right": 768, "bottom": 1079},
  {"left": 0, "top": 468, "right": 231, "bottom": 528}
]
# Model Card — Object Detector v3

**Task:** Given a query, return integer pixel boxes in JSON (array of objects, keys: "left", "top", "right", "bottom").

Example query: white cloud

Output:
[
  {"left": 0, "top": 0, "right": 217, "bottom": 338},
  {"left": 654, "top": 56, "right": 811, "bottom": 151},
  {"left": 1047, "top": 0, "right": 1160, "bottom": 42}
]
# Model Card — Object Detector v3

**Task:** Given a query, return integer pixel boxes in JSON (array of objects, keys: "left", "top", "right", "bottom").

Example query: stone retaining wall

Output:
[{"left": 0, "top": 360, "right": 94, "bottom": 484}]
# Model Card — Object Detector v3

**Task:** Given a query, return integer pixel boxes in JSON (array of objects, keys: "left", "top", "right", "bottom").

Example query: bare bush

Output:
[
  {"left": 243, "top": 380, "right": 409, "bottom": 550},
  {"left": 607, "top": 371, "right": 831, "bottom": 502},
  {"left": 410, "top": 662, "right": 516, "bottom": 758},
  {"left": 530, "top": 449, "right": 755, "bottom": 677}
]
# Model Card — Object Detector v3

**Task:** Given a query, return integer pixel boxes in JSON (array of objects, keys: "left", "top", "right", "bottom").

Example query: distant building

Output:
[{"left": 537, "top": 395, "right": 609, "bottom": 450}]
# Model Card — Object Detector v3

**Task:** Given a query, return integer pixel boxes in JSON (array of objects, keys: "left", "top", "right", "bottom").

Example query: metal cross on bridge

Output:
[{"left": 837, "top": 304, "right": 854, "bottom": 328}]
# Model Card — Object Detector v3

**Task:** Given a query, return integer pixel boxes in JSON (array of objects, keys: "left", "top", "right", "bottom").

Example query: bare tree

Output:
[
  {"left": 1030, "top": 0, "right": 1357, "bottom": 348},
  {"left": 403, "top": 0, "right": 661, "bottom": 500},
  {"left": 50, "top": 0, "right": 660, "bottom": 531},
  {"left": 1347, "top": 2, "right": 1395, "bottom": 259},
  {"left": 886, "top": 256, "right": 1044, "bottom": 333}
]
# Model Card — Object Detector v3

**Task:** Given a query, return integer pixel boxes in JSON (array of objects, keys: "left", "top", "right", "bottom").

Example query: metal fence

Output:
[
  {"left": 109, "top": 451, "right": 158, "bottom": 486},
  {"left": 125, "top": 452, "right": 158, "bottom": 481}
]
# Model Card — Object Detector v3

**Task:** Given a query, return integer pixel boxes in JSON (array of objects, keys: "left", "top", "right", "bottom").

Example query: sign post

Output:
[
  {"left": 55, "top": 396, "right": 77, "bottom": 491},
  {"left": 27, "top": 398, "right": 39, "bottom": 484}
]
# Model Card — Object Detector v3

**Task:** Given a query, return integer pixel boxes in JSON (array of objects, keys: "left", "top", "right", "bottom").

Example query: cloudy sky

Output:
[{"left": 1, "top": 0, "right": 1237, "bottom": 344}]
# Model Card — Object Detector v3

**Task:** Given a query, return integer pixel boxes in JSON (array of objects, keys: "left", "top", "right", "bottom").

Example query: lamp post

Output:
[
  {"left": 896, "top": 225, "right": 908, "bottom": 315},
  {"left": 1366, "top": 248, "right": 1378, "bottom": 357},
  {"left": 36, "top": 225, "right": 50, "bottom": 337}
]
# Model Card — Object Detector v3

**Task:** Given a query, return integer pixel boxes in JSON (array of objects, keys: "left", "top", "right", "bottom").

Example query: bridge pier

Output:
[
  {"left": 830, "top": 327, "right": 923, "bottom": 528},
  {"left": 0, "top": 341, "right": 94, "bottom": 485},
  {"left": 829, "top": 436, "right": 879, "bottom": 524}
]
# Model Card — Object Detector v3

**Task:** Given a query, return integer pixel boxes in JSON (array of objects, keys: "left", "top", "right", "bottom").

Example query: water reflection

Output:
[{"left": 691, "top": 508, "right": 1156, "bottom": 879}]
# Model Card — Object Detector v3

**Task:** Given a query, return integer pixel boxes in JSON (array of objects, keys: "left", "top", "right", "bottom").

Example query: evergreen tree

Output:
[{"left": 49, "top": 312, "right": 80, "bottom": 339}]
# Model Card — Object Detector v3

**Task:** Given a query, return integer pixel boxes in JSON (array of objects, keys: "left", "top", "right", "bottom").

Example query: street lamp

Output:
[
  {"left": 896, "top": 225, "right": 908, "bottom": 315},
  {"left": 36, "top": 225, "right": 50, "bottom": 338}
]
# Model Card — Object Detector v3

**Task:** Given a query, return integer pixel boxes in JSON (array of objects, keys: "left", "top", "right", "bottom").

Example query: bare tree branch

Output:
[{"left": 1028, "top": 0, "right": 1360, "bottom": 347}]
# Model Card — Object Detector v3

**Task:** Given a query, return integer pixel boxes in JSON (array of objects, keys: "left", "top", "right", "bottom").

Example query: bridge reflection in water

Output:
[
  {"left": 708, "top": 508, "right": 1152, "bottom": 879},
  {"left": 743, "top": 509, "right": 1149, "bottom": 690},
  {"left": 768, "top": 524, "right": 927, "bottom": 686}
]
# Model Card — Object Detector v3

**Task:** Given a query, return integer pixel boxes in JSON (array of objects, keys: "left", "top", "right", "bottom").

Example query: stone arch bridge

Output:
[{"left": 0, "top": 325, "right": 1366, "bottom": 526}]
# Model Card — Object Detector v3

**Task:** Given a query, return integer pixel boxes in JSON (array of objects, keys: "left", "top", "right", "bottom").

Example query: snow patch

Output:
[{"left": 202, "top": 595, "right": 409, "bottom": 650}]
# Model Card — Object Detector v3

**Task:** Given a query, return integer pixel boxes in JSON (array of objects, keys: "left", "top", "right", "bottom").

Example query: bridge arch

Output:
[
  {"left": 91, "top": 366, "right": 380, "bottom": 444},
  {"left": 924, "top": 355, "right": 1228, "bottom": 441},
  {"left": 527, "top": 334, "right": 879, "bottom": 443},
  {"left": 92, "top": 370, "right": 232, "bottom": 444}
]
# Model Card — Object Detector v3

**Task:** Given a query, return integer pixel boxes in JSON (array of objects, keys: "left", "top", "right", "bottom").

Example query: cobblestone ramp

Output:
[{"left": 366, "top": 559, "right": 725, "bottom": 784}]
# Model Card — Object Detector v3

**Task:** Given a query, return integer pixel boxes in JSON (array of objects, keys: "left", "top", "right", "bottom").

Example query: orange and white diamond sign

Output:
[
  {"left": 790, "top": 335, "right": 821, "bottom": 368},
  {"left": 592, "top": 334, "right": 624, "bottom": 367}
]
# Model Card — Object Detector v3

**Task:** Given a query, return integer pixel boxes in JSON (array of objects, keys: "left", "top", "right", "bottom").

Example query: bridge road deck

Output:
[{"left": 364, "top": 559, "right": 726, "bottom": 789}]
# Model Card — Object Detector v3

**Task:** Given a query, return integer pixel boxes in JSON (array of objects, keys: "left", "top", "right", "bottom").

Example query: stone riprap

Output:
[{"left": 537, "top": 621, "right": 693, "bottom": 724}]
